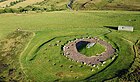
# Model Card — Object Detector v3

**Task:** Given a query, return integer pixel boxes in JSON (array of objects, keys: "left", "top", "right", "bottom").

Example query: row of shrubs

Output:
[
  {"left": 5, "top": 0, "right": 26, "bottom": 7},
  {"left": 0, "top": 7, "right": 26, "bottom": 13},
  {"left": 107, "top": 0, "right": 114, "bottom": 3},
  {"left": 0, "top": 5, "right": 65, "bottom": 14},
  {"left": 0, "top": 0, "right": 6, "bottom": 3}
]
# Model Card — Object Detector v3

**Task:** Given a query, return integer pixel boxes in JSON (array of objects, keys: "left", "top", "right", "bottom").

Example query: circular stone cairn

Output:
[{"left": 63, "top": 38, "right": 115, "bottom": 66}]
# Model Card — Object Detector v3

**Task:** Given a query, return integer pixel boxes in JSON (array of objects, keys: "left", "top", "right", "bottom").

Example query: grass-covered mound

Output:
[
  {"left": 78, "top": 43, "right": 106, "bottom": 57},
  {"left": 0, "top": 30, "right": 34, "bottom": 82}
]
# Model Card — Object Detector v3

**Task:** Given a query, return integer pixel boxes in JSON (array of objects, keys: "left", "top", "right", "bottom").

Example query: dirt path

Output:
[{"left": 121, "top": 37, "right": 134, "bottom": 45}]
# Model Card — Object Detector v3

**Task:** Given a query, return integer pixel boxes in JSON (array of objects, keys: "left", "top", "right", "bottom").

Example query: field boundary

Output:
[{"left": 19, "top": 31, "right": 35, "bottom": 78}]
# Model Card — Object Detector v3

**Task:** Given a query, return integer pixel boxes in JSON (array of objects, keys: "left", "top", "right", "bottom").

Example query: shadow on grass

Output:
[
  {"left": 104, "top": 26, "right": 118, "bottom": 30},
  {"left": 76, "top": 41, "right": 90, "bottom": 51}
]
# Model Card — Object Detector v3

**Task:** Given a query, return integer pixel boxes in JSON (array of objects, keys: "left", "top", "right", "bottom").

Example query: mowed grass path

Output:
[{"left": 0, "top": 11, "right": 140, "bottom": 81}]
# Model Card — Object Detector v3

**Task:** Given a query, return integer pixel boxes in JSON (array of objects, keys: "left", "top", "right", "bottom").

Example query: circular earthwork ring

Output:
[{"left": 63, "top": 38, "right": 115, "bottom": 66}]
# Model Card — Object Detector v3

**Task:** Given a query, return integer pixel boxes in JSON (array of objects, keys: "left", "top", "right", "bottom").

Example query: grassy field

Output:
[
  {"left": 0, "top": 10, "right": 140, "bottom": 81},
  {"left": 78, "top": 43, "right": 106, "bottom": 57},
  {"left": 21, "top": 31, "right": 115, "bottom": 81}
]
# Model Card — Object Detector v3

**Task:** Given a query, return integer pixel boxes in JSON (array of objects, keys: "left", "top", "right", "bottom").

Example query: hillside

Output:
[
  {"left": 0, "top": 0, "right": 44, "bottom": 8},
  {"left": 10, "top": 0, "right": 44, "bottom": 8},
  {"left": 72, "top": 0, "right": 140, "bottom": 10},
  {"left": 29, "top": 0, "right": 140, "bottom": 11},
  {"left": 0, "top": 0, "right": 140, "bottom": 11},
  {"left": 0, "top": 0, "right": 17, "bottom": 7}
]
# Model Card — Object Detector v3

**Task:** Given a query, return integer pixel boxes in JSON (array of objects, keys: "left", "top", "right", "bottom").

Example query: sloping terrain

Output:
[
  {"left": 1, "top": 0, "right": 140, "bottom": 10},
  {"left": 30, "top": 0, "right": 140, "bottom": 11},
  {"left": 0, "top": 0, "right": 44, "bottom": 8},
  {"left": 72, "top": 0, "right": 140, "bottom": 10},
  {"left": 0, "top": 30, "right": 34, "bottom": 81},
  {"left": 0, "top": 0, "right": 17, "bottom": 7},
  {"left": 11, "top": 0, "right": 44, "bottom": 8}
]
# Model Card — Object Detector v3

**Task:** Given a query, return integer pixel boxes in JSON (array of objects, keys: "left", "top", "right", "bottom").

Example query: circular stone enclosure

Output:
[
  {"left": 63, "top": 38, "right": 115, "bottom": 66},
  {"left": 76, "top": 41, "right": 105, "bottom": 57}
]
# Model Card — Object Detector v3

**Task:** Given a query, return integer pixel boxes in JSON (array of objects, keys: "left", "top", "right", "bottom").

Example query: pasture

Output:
[{"left": 0, "top": 10, "right": 140, "bottom": 81}]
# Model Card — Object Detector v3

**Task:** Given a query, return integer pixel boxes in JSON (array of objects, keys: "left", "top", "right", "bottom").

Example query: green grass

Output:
[
  {"left": 0, "top": 11, "right": 140, "bottom": 81},
  {"left": 86, "top": 31, "right": 135, "bottom": 82},
  {"left": 78, "top": 43, "right": 106, "bottom": 57},
  {"left": 0, "top": 30, "right": 33, "bottom": 81},
  {"left": 21, "top": 30, "right": 113, "bottom": 82}
]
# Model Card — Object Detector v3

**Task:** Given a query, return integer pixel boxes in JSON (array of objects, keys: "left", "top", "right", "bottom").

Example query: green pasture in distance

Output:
[
  {"left": 0, "top": 11, "right": 139, "bottom": 40},
  {"left": 0, "top": 11, "right": 140, "bottom": 31}
]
